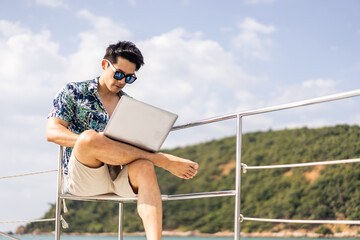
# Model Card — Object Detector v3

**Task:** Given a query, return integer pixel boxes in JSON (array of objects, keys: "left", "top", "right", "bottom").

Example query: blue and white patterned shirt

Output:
[{"left": 48, "top": 77, "right": 128, "bottom": 174}]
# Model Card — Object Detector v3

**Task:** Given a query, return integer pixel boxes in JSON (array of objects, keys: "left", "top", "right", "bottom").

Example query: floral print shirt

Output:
[{"left": 48, "top": 77, "right": 127, "bottom": 174}]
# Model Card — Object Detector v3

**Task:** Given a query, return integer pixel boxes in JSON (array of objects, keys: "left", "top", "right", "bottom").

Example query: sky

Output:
[{"left": 1, "top": 0, "right": 360, "bottom": 233}]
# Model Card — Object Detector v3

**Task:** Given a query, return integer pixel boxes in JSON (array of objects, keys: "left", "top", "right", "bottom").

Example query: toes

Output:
[
  {"left": 185, "top": 174, "right": 193, "bottom": 179},
  {"left": 182, "top": 174, "right": 191, "bottom": 179},
  {"left": 187, "top": 169, "right": 197, "bottom": 176},
  {"left": 190, "top": 163, "right": 199, "bottom": 170},
  {"left": 185, "top": 169, "right": 197, "bottom": 178},
  {"left": 182, "top": 171, "right": 195, "bottom": 179},
  {"left": 187, "top": 166, "right": 198, "bottom": 175}
]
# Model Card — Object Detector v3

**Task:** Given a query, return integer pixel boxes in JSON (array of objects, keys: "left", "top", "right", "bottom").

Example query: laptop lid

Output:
[{"left": 104, "top": 95, "right": 178, "bottom": 152}]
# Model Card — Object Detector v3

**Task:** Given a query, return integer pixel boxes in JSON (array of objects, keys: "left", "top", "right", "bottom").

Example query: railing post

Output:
[
  {"left": 234, "top": 115, "right": 242, "bottom": 240},
  {"left": 55, "top": 146, "right": 64, "bottom": 240},
  {"left": 118, "top": 202, "right": 124, "bottom": 240}
]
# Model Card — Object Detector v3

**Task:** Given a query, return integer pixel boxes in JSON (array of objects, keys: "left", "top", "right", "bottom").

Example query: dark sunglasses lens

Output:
[
  {"left": 125, "top": 76, "right": 137, "bottom": 84},
  {"left": 114, "top": 71, "right": 136, "bottom": 83},
  {"left": 114, "top": 72, "right": 125, "bottom": 80}
]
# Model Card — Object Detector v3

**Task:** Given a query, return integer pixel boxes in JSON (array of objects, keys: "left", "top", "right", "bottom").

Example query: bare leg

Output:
[
  {"left": 128, "top": 160, "right": 162, "bottom": 240},
  {"left": 73, "top": 130, "right": 199, "bottom": 179}
]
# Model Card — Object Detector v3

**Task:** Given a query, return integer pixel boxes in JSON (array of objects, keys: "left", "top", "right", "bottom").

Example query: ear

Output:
[{"left": 101, "top": 59, "right": 108, "bottom": 70}]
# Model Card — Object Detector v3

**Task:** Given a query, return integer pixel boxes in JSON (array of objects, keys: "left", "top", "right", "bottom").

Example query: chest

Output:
[
  {"left": 100, "top": 96, "right": 120, "bottom": 118},
  {"left": 73, "top": 93, "right": 119, "bottom": 132}
]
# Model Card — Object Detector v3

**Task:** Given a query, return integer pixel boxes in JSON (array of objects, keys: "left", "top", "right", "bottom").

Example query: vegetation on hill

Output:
[{"left": 23, "top": 125, "right": 360, "bottom": 234}]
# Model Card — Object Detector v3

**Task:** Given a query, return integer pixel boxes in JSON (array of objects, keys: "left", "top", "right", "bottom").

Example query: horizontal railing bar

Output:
[
  {"left": 0, "top": 169, "right": 58, "bottom": 180},
  {"left": 165, "top": 190, "right": 235, "bottom": 201},
  {"left": 60, "top": 190, "right": 235, "bottom": 203},
  {"left": 60, "top": 193, "right": 137, "bottom": 202},
  {"left": 172, "top": 89, "right": 360, "bottom": 131},
  {"left": 0, "top": 218, "right": 56, "bottom": 224},
  {"left": 243, "top": 158, "right": 360, "bottom": 171},
  {"left": 242, "top": 216, "right": 360, "bottom": 225},
  {"left": 0, "top": 232, "right": 20, "bottom": 240}
]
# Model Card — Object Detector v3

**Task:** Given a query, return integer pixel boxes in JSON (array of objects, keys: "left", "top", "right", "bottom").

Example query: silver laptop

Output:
[{"left": 104, "top": 95, "right": 178, "bottom": 152}]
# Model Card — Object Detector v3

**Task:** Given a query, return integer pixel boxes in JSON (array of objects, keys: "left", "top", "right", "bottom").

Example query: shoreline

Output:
[{"left": 19, "top": 230, "right": 360, "bottom": 238}]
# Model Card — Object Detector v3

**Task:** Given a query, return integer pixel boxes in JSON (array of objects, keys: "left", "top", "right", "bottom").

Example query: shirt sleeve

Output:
[{"left": 48, "top": 83, "right": 76, "bottom": 123}]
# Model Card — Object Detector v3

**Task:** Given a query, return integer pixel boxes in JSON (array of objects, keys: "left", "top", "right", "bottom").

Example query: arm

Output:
[{"left": 46, "top": 117, "right": 79, "bottom": 147}]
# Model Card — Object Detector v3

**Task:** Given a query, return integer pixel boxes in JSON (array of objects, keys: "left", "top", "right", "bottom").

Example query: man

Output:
[{"left": 46, "top": 41, "right": 199, "bottom": 240}]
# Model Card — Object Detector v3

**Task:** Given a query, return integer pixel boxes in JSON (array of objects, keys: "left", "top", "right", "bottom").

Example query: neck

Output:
[{"left": 98, "top": 75, "right": 119, "bottom": 98}]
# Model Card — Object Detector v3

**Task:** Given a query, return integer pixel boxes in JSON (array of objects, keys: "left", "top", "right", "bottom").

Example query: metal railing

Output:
[
  {"left": 2, "top": 89, "right": 360, "bottom": 240},
  {"left": 170, "top": 89, "right": 360, "bottom": 240}
]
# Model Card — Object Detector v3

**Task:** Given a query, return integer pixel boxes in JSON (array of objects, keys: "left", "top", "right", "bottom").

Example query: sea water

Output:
[{"left": 1, "top": 236, "right": 360, "bottom": 240}]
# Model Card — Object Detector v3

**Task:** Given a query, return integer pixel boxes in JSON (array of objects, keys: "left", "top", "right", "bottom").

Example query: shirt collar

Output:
[
  {"left": 90, "top": 77, "right": 125, "bottom": 97},
  {"left": 88, "top": 77, "right": 98, "bottom": 92}
]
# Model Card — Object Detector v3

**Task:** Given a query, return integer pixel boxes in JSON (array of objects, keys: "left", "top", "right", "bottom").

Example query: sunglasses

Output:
[{"left": 105, "top": 59, "right": 137, "bottom": 84}]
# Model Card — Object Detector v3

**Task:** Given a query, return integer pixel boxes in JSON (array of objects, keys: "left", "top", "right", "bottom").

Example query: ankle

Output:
[{"left": 150, "top": 152, "right": 168, "bottom": 168}]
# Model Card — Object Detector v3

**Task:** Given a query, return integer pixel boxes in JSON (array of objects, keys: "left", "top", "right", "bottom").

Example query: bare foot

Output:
[{"left": 157, "top": 153, "right": 199, "bottom": 179}]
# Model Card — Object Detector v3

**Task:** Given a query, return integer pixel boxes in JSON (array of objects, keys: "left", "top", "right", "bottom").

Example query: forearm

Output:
[
  {"left": 48, "top": 128, "right": 79, "bottom": 147},
  {"left": 46, "top": 119, "right": 79, "bottom": 147}
]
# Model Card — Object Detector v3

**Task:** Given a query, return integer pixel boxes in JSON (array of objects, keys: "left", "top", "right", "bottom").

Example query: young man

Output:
[{"left": 46, "top": 41, "right": 199, "bottom": 240}]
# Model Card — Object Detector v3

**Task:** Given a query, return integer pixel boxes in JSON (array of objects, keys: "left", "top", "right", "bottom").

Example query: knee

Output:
[
  {"left": 128, "top": 160, "right": 159, "bottom": 193},
  {"left": 135, "top": 160, "right": 155, "bottom": 173},
  {"left": 76, "top": 130, "right": 103, "bottom": 149},
  {"left": 129, "top": 160, "right": 156, "bottom": 180}
]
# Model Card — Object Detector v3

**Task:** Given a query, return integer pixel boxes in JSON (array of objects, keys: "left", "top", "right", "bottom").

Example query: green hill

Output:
[{"left": 24, "top": 124, "right": 360, "bottom": 234}]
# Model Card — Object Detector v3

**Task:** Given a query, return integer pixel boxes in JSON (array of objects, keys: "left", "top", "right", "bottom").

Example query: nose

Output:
[
  {"left": 114, "top": 75, "right": 126, "bottom": 84},
  {"left": 119, "top": 78, "right": 127, "bottom": 84}
]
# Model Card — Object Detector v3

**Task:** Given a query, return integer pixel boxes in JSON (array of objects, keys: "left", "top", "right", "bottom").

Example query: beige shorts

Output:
[{"left": 66, "top": 152, "right": 137, "bottom": 198}]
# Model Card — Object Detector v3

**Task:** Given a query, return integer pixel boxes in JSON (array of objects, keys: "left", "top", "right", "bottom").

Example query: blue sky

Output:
[{"left": 0, "top": 0, "right": 360, "bottom": 233}]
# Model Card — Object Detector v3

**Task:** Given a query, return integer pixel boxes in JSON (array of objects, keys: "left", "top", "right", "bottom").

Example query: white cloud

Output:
[
  {"left": 258, "top": 77, "right": 349, "bottom": 132},
  {"left": 0, "top": 20, "right": 63, "bottom": 232},
  {"left": 302, "top": 78, "right": 336, "bottom": 90},
  {"left": 223, "top": 78, "right": 340, "bottom": 134},
  {"left": 35, "top": 0, "right": 69, "bottom": 8},
  {"left": 232, "top": 17, "right": 276, "bottom": 61},
  {"left": 0, "top": 20, "right": 67, "bottom": 103},
  {"left": 129, "top": 28, "right": 259, "bottom": 124},
  {"left": 76, "top": 9, "right": 132, "bottom": 40},
  {"left": 0, "top": 20, "right": 31, "bottom": 37},
  {"left": 64, "top": 9, "right": 133, "bottom": 80},
  {"left": 239, "top": 17, "right": 276, "bottom": 34},
  {"left": 271, "top": 78, "right": 337, "bottom": 106}
]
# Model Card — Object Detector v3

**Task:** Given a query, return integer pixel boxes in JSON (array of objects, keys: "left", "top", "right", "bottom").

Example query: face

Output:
[{"left": 100, "top": 57, "right": 137, "bottom": 94}]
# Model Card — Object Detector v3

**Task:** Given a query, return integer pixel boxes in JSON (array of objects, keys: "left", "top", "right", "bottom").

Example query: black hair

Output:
[{"left": 104, "top": 41, "right": 144, "bottom": 71}]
